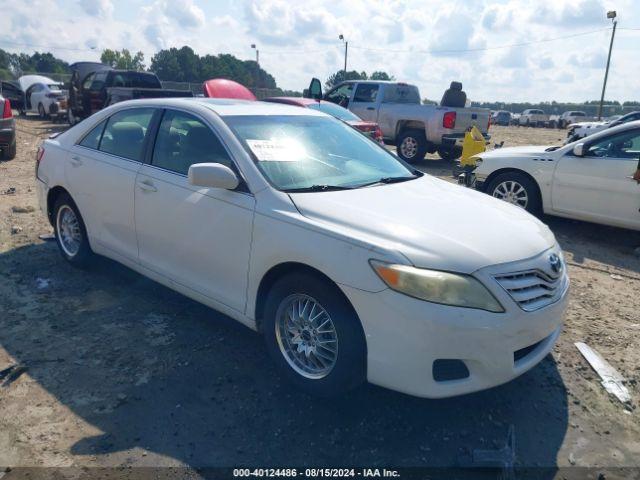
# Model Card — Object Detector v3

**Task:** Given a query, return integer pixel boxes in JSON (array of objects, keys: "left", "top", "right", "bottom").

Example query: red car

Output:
[{"left": 263, "top": 97, "right": 384, "bottom": 145}]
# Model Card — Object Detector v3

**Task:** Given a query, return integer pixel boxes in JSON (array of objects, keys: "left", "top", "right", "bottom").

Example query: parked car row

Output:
[{"left": 566, "top": 111, "right": 640, "bottom": 142}]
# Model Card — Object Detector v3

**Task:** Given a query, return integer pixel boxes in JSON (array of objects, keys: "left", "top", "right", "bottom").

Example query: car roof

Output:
[
  {"left": 573, "top": 119, "right": 640, "bottom": 144},
  {"left": 110, "top": 97, "right": 327, "bottom": 117}
]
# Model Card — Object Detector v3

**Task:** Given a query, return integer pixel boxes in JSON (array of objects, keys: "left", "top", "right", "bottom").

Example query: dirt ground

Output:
[{"left": 1, "top": 118, "right": 639, "bottom": 479}]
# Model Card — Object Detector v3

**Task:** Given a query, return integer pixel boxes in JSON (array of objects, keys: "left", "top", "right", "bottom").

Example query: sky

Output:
[{"left": 0, "top": 0, "right": 638, "bottom": 103}]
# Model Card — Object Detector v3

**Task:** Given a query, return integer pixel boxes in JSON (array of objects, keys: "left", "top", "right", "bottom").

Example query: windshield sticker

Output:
[{"left": 246, "top": 139, "right": 305, "bottom": 162}]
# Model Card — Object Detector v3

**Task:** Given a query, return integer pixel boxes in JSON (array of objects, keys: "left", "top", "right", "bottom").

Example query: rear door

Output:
[
  {"left": 134, "top": 108, "right": 255, "bottom": 312},
  {"left": 349, "top": 83, "right": 380, "bottom": 122},
  {"left": 552, "top": 127, "right": 640, "bottom": 229},
  {"left": 66, "top": 107, "right": 156, "bottom": 261}
]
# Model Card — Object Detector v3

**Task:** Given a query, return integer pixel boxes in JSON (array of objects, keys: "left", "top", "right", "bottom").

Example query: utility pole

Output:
[
  {"left": 339, "top": 34, "right": 347, "bottom": 78},
  {"left": 251, "top": 43, "right": 260, "bottom": 93},
  {"left": 598, "top": 11, "right": 617, "bottom": 120}
]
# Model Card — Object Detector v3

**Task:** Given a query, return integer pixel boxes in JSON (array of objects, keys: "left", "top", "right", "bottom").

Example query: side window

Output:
[
  {"left": 586, "top": 129, "right": 640, "bottom": 159},
  {"left": 82, "top": 73, "right": 95, "bottom": 90},
  {"left": 78, "top": 119, "right": 107, "bottom": 149},
  {"left": 325, "top": 84, "right": 353, "bottom": 107},
  {"left": 353, "top": 84, "right": 379, "bottom": 103},
  {"left": 152, "top": 110, "right": 233, "bottom": 175},
  {"left": 99, "top": 108, "right": 155, "bottom": 161}
]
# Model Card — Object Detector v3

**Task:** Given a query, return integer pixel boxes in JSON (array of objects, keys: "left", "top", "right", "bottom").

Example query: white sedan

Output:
[
  {"left": 472, "top": 121, "right": 640, "bottom": 231},
  {"left": 36, "top": 98, "right": 568, "bottom": 398}
]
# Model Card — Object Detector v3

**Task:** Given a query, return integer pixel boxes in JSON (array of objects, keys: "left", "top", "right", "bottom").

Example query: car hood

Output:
[
  {"left": 290, "top": 175, "right": 556, "bottom": 274},
  {"left": 478, "top": 145, "right": 556, "bottom": 159}
]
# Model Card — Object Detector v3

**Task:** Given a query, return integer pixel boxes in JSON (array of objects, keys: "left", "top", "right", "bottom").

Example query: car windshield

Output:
[
  {"left": 307, "top": 102, "right": 361, "bottom": 122},
  {"left": 223, "top": 115, "right": 417, "bottom": 192}
]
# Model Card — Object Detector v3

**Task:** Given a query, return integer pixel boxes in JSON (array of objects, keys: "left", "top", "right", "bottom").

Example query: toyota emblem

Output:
[{"left": 549, "top": 253, "right": 562, "bottom": 274}]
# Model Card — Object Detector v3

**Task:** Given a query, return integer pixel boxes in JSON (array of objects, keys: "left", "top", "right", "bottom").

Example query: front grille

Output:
[{"left": 494, "top": 269, "right": 566, "bottom": 311}]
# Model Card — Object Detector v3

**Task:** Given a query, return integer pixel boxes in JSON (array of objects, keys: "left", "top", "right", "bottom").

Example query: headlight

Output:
[{"left": 370, "top": 261, "right": 504, "bottom": 313}]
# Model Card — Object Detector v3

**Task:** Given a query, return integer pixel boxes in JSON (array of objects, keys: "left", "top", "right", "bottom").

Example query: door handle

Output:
[
  {"left": 70, "top": 156, "right": 83, "bottom": 167},
  {"left": 137, "top": 179, "right": 157, "bottom": 192}
]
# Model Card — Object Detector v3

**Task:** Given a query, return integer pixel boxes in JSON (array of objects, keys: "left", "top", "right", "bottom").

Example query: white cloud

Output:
[
  {"left": 78, "top": 0, "right": 114, "bottom": 18},
  {"left": 172, "top": 0, "right": 205, "bottom": 28}
]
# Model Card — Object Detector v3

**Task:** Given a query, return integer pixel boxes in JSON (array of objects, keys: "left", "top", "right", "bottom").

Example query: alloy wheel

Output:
[
  {"left": 56, "top": 205, "right": 82, "bottom": 257},
  {"left": 492, "top": 180, "right": 529, "bottom": 208},
  {"left": 275, "top": 294, "right": 338, "bottom": 379}
]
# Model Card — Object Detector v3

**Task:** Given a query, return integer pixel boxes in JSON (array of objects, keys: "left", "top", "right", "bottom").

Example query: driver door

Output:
[
  {"left": 551, "top": 127, "right": 640, "bottom": 229},
  {"left": 324, "top": 83, "right": 355, "bottom": 110}
]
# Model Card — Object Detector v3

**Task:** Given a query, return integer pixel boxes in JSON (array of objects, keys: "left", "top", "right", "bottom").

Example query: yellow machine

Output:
[{"left": 459, "top": 125, "right": 486, "bottom": 167}]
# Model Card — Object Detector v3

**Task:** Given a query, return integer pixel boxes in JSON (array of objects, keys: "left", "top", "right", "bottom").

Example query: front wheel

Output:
[
  {"left": 263, "top": 273, "right": 366, "bottom": 397},
  {"left": 486, "top": 172, "right": 541, "bottom": 215},
  {"left": 396, "top": 129, "right": 427, "bottom": 163},
  {"left": 53, "top": 193, "right": 94, "bottom": 267}
]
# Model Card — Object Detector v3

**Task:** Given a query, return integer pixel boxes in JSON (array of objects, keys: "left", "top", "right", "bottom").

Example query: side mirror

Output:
[
  {"left": 306, "top": 78, "right": 323, "bottom": 100},
  {"left": 573, "top": 143, "right": 585, "bottom": 157},
  {"left": 188, "top": 163, "right": 240, "bottom": 190}
]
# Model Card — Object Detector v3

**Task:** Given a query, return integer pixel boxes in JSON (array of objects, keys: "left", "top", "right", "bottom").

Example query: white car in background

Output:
[
  {"left": 519, "top": 109, "right": 549, "bottom": 127},
  {"left": 472, "top": 120, "right": 640, "bottom": 231},
  {"left": 18, "top": 75, "right": 67, "bottom": 119},
  {"left": 558, "top": 111, "right": 593, "bottom": 129},
  {"left": 567, "top": 111, "right": 640, "bottom": 142},
  {"left": 35, "top": 98, "right": 568, "bottom": 398}
]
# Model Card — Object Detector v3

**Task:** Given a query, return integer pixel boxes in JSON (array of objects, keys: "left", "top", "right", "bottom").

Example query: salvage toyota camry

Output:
[{"left": 35, "top": 98, "right": 569, "bottom": 398}]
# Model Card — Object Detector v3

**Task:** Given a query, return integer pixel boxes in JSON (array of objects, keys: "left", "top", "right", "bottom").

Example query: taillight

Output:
[
  {"left": 443, "top": 111, "right": 456, "bottom": 129},
  {"left": 2, "top": 99, "right": 12, "bottom": 119}
]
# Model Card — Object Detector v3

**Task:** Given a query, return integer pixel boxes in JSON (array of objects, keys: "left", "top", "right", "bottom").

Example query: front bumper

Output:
[{"left": 341, "top": 251, "right": 569, "bottom": 399}]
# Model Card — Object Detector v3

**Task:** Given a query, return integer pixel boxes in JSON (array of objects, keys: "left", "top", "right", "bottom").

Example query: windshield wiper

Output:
[
  {"left": 356, "top": 175, "right": 418, "bottom": 188},
  {"left": 283, "top": 184, "right": 354, "bottom": 193}
]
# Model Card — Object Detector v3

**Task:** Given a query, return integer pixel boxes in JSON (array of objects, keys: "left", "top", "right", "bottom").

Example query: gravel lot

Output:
[{"left": 1, "top": 117, "right": 639, "bottom": 478}]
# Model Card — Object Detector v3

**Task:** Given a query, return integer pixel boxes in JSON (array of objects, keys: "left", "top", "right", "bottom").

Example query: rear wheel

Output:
[
  {"left": 396, "top": 129, "right": 427, "bottom": 163},
  {"left": 486, "top": 172, "right": 541, "bottom": 215},
  {"left": 263, "top": 273, "right": 366, "bottom": 397},
  {"left": 53, "top": 193, "right": 94, "bottom": 267},
  {"left": 38, "top": 103, "right": 47, "bottom": 119}
]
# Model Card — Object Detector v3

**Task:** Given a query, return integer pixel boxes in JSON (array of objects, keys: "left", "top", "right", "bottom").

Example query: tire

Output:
[
  {"left": 38, "top": 103, "right": 47, "bottom": 119},
  {"left": 53, "top": 193, "right": 94, "bottom": 267},
  {"left": 1, "top": 140, "right": 16, "bottom": 160},
  {"left": 263, "top": 272, "right": 366, "bottom": 397},
  {"left": 396, "top": 129, "right": 427, "bottom": 163},
  {"left": 486, "top": 172, "right": 541, "bottom": 215},
  {"left": 437, "top": 147, "right": 462, "bottom": 161}
]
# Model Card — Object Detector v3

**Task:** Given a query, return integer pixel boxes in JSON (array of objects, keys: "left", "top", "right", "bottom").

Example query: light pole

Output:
[
  {"left": 251, "top": 43, "right": 259, "bottom": 66},
  {"left": 598, "top": 11, "right": 617, "bottom": 120},
  {"left": 339, "top": 34, "right": 348, "bottom": 78},
  {"left": 251, "top": 43, "right": 260, "bottom": 92}
]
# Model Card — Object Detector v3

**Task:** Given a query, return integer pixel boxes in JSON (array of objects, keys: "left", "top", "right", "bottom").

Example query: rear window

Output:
[
  {"left": 109, "top": 72, "right": 161, "bottom": 89},
  {"left": 382, "top": 85, "right": 420, "bottom": 104}
]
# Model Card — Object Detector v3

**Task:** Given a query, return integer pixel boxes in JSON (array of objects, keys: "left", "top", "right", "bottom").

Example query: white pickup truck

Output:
[
  {"left": 320, "top": 80, "right": 491, "bottom": 162},
  {"left": 518, "top": 109, "right": 549, "bottom": 127}
]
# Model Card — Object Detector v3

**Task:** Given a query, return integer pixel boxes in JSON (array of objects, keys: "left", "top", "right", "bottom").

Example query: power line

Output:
[
  {"left": 0, "top": 39, "right": 98, "bottom": 52},
  {"left": 349, "top": 28, "right": 613, "bottom": 54}
]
